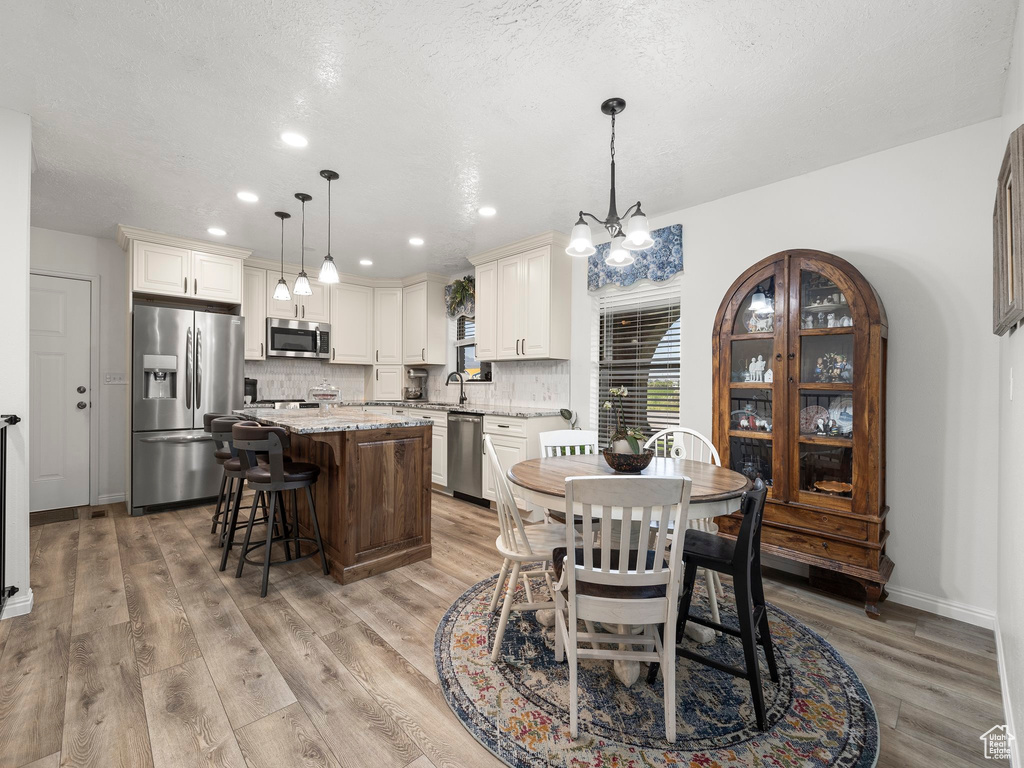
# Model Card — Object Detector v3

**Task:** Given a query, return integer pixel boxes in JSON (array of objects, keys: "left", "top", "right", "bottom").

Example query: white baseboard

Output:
[
  {"left": 994, "top": 616, "right": 1021, "bottom": 767},
  {"left": 886, "top": 585, "right": 995, "bottom": 629},
  {"left": 96, "top": 493, "right": 126, "bottom": 504},
  {"left": 1, "top": 588, "right": 34, "bottom": 620}
]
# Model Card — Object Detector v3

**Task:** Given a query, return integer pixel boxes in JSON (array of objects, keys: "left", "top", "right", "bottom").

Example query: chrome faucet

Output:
[{"left": 446, "top": 371, "right": 467, "bottom": 405}]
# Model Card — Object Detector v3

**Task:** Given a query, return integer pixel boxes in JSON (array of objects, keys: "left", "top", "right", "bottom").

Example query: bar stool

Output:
[
  {"left": 203, "top": 412, "right": 233, "bottom": 536},
  {"left": 231, "top": 421, "right": 329, "bottom": 597},
  {"left": 210, "top": 416, "right": 257, "bottom": 556}
]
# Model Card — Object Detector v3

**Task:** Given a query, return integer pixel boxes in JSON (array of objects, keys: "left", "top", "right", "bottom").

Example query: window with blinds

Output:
[{"left": 595, "top": 283, "right": 681, "bottom": 445}]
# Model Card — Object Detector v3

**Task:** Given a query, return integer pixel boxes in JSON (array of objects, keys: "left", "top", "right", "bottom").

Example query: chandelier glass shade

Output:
[
  {"left": 318, "top": 170, "right": 340, "bottom": 283},
  {"left": 565, "top": 98, "right": 654, "bottom": 267},
  {"left": 273, "top": 211, "right": 291, "bottom": 302},
  {"left": 293, "top": 192, "right": 313, "bottom": 296}
]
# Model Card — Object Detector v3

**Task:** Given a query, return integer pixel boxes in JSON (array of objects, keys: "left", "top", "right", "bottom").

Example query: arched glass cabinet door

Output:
[
  {"left": 788, "top": 257, "right": 863, "bottom": 510},
  {"left": 722, "top": 263, "right": 785, "bottom": 499}
]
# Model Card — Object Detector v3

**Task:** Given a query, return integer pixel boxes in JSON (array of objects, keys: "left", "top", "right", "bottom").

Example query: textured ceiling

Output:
[{"left": 0, "top": 0, "right": 1017, "bottom": 277}]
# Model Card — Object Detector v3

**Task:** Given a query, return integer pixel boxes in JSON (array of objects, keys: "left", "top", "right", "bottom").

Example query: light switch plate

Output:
[{"left": 105, "top": 372, "right": 127, "bottom": 385}]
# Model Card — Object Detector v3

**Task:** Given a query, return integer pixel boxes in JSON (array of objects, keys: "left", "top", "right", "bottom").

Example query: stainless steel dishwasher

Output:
[{"left": 447, "top": 411, "right": 484, "bottom": 501}]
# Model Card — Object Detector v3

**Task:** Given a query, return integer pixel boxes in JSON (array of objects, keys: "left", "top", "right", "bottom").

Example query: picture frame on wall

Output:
[{"left": 993, "top": 126, "right": 1024, "bottom": 336}]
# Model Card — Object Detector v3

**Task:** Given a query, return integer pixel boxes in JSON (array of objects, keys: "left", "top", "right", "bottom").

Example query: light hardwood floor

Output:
[{"left": 0, "top": 494, "right": 1004, "bottom": 767}]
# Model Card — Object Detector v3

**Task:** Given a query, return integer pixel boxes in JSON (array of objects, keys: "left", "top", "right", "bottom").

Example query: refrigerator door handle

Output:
[
  {"left": 185, "top": 326, "right": 192, "bottom": 410},
  {"left": 195, "top": 326, "right": 202, "bottom": 409},
  {"left": 138, "top": 434, "right": 212, "bottom": 444}
]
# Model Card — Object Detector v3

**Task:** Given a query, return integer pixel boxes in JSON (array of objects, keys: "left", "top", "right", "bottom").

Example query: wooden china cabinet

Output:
[{"left": 712, "top": 249, "right": 891, "bottom": 617}]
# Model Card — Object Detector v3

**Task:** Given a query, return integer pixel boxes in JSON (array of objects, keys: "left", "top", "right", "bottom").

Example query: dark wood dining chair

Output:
[{"left": 646, "top": 478, "right": 779, "bottom": 731}]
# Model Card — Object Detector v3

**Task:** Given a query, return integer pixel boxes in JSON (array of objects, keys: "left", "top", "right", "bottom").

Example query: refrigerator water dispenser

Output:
[{"left": 143, "top": 354, "right": 177, "bottom": 399}]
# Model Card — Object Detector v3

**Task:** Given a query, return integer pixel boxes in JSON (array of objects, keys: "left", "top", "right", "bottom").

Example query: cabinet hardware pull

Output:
[
  {"left": 194, "top": 278, "right": 197, "bottom": 294},
  {"left": 302, "top": 305, "right": 305, "bottom": 319},
  {"left": 260, "top": 342, "right": 264, "bottom": 356},
  {"left": 294, "top": 305, "right": 298, "bottom": 318},
  {"left": 332, "top": 347, "right": 335, "bottom": 360},
  {"left": 788, "top": 352, "right": 795, "bottom": 359},
  {"left": 376, "top": 369, "right": 379, "bottom": 381},
  {"left": 775, "top": 353, "right": 782, "bottom": 361},
  {"left": 421, "top": 347, "right": 424, "bottom": 361},
  {"left": 516, "top": 339, "right": 520, "bottom": 356},
  {"left": 522, "top": 337, "right": 526, "bottom": 355},
  {"left": 376, "top": 350, "right": 379, "bottom": 362},
  {"left": 496, "top": 424, "right": 509, "bottom": 428},
  {"left": 183, "top": 277, "right": 187, "bottom": 294}
]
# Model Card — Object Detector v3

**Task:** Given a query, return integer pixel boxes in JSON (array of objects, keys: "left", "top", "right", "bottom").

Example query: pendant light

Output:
[
  {"left": 318, "top": 170, "right": 340, "bottom": 284},
  {"left": 272, "top": 211, "right": 292, "bottom": 301},
  {"left": 293, "top": 192, "right": 313, "bottom": 296},
  {"left": 566, "top": 98, "right": 655, "bottom": 266}
]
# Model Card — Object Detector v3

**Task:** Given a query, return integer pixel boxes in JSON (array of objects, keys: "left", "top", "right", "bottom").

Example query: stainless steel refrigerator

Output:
[{"left": 131, "top": 305, "right": 244, "bottom": 515}]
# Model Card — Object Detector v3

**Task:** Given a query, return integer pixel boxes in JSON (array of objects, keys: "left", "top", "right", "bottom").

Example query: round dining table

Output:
[{"left": 507, "top": 453, "right": 752, "bottom": 686}]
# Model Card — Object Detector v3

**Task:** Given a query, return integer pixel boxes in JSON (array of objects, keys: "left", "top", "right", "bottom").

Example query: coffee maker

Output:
[
  {"left": 404, "top": 368, "right": 428, "bottom": 400},
  {"left": 244, "top": 377, "right": 258, "bottom": 404}
]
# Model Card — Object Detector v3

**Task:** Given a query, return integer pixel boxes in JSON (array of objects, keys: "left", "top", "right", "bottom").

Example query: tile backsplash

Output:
[{"left": 245, "top": 358, "right": 365, "bottom": 401}]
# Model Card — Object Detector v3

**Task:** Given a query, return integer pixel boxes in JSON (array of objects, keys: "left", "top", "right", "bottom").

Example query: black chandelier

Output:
[{"left": 566, "top": 98, "right": 654, "bottom": 267}]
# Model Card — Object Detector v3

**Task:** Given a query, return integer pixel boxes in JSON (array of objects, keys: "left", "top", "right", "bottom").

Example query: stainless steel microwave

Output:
[{"left": 266, "top": 318, "right": 331, "bottom": 359}]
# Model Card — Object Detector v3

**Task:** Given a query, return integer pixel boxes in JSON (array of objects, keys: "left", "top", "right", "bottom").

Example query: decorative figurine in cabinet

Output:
[{"left": 712, "top": 249, "right": 891, "bottom": 617}]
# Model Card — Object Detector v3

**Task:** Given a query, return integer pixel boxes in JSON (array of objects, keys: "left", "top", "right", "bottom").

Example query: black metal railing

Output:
[{"left": 0, "top": 414, "right": 20, "bottom": 615}]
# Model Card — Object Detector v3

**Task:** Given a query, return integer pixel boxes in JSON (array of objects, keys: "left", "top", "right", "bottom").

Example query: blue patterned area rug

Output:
[{"left": 435, "top": 574, "right": 879, "bottom": 767}]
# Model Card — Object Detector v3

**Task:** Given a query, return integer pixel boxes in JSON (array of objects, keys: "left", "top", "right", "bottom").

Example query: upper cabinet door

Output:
[
  {"left": 242, "top": 267, "right": 267, "bottom": 360},
  {"left": 521, "top": 247, "right": 550, "bottom": 358},
  {"left": 330, "top": 282, "right": 373, "bottom": 364},
  {"left": 495, "top": 254, "right": 523, "bottom": 359},
  {"left": 299, "top": 276, "right": 331, "bottom": 323},
  {"left": 192, "top": 250, "right": 242, "bottom": 303},
  {"left": 475, "top": 262, "right": 497, "bottom": 361},
  {"left": 403, "top": 282, "right": 427, "bottom": 364},
  {"left": 266, "top": 271, "right": 300, "bottom": 320},
  {"left": 374, "top": 287, "right": 403, "bottom": 363},
  {"left": 133, "top": 241, "right": 191, "bottom": 297}
]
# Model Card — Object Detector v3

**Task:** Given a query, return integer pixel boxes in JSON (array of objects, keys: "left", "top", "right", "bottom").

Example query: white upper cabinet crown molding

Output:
[
  {"left": 468, "top": 230, "right": 569, "bottom": 267},
  {"left": 117, "top": 225, "right": 252, "bottom": 260}
]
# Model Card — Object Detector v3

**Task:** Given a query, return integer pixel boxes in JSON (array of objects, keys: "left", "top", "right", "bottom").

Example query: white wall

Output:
[
  {"left": 0, "top": 109, "right": 33, "bottom": 618},
  {"left": 997, "top": 0, "right": 1024, "bottom": 758},
  {"left": 29, "top": 228, "right": 127, "bottom": 503},
  {"left": 571, "top": 118, "right": 1004, "bottom": 624}
]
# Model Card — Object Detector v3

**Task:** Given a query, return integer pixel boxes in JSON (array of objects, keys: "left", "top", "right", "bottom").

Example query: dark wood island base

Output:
[{"left": 284, "top": 423, "right": 433, "bottom": 584}]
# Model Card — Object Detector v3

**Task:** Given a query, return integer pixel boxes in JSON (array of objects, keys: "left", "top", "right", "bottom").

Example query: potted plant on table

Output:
[{"left": 602, "top": 386, "right": 654, "bottom": 473}]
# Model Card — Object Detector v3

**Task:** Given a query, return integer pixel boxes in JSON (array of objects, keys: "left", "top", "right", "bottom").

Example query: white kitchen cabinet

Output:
[
  {"left": 374, "top": 287, "right": 403, "bottom": 364},
  {"left": 242, "top": 266, "right": 267, "bottom": 360},
  {"left": 372, "top": 365, "right": 403, "bottom": 400},
  {"left": 471, "top": 232, "right": 570, "bottom": 361},
  {"left": 329, "top": 282, "right": 373, "bottom": 364},
  {"left": 132, "top": 241, "right": 244, "bottom": 303},
  {"left": 133, "top": 242, "right": 191, "bottom": 297},
  {"left": 402, "top": 278, "right": 446, "bottom": 365},
  {"left": 299, "top": 274, "right": 331, "bottom": 323},
  {"left": 266, "top": 270, "right": 330, "bottom": 322},
  {"left": 192, "top": 250, "right": 243, "bottom": 303},
  {"left": 483, "top": 432, "right": 527, "bottom": 502},
  {"left": 474, "top": 261, "right": 497, "bottom": 361},
  {"left": 495, "top": 254, "right": 523, "bottom": 359}
]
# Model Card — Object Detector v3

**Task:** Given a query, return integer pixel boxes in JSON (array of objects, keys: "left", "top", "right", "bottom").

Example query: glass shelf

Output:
[
  {"left": 800, "top": 333, "right": 853, "bottom": 384},
  {"left": 733, "top": 276, "right": 776, "bottom": 336},
  {"left": 729, "top": 389, "right": 774, "bottom": 434},
  {"left": 731, "top": 338, "right": 775, "bottom": 383},
  {"left": 800, "top": 270, "right": 853, "bottom": 329},
  {"left": 729, "top": 435, "right": 773, "bottom": 488},
  {"left": 799, "top": 443, "right": 853, "bottom": 498},
  {"left": 799, "top": 390, "right": 853, "bottom": 438}
]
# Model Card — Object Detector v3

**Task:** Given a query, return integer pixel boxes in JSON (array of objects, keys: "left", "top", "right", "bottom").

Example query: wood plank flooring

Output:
[{"left": 0, "top": 493, "right": 1004, "bottom": 767}]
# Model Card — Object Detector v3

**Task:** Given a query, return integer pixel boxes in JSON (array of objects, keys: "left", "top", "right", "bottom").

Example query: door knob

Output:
[
  {"left": 77, "top": 401, "right": 87, "bottom": 409},
  {"left": 77, "top": 385, "right": 87, "bottom": 393}
]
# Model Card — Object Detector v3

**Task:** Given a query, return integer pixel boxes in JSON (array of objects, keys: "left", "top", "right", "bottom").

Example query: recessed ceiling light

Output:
[
  {"left": 236, "top": 191, "right": 259, "bottom": 203},
  {"left": 359, "top": 258, "right": 373, "bottom": 266},
  {"left": 478, "top": 206, "right": 496, "bottom": 217},
  {"left": 409, "top": 237, "right": 424, "bottom": 246},
  {"left": 207, "top": 227, "right": 226, "bottom": 236},
  {"left": 280, "top": 131, "right": 308, "bottom": 147}
]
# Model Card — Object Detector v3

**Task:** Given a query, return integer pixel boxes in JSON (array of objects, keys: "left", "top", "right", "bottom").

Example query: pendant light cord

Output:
[
  {"left": 300, "top": 199, "right": 305, "bottom": 272},
  {"left": 326, "top": 180, "right": 332, "bottom": 257},
  {"left": 280, "top": 217, "right": 285, "bottom": 277}
]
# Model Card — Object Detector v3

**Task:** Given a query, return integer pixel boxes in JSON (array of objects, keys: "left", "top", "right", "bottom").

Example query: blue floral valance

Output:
[{"left": 587, "top": 223, "right": 683, "bottom": 291}]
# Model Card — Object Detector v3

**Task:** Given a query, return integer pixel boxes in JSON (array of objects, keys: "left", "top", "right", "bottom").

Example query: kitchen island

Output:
[{"left": 234, "top": 406, "right": 433, "bottom": 584}]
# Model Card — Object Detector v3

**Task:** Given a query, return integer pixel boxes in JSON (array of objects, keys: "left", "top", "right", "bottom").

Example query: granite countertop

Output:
[
  {"left": 233, "top": 406, "right": 431, "bottom": 434},
  {"left": 352, "top": 401, "right": 565, "bottom": 418}
]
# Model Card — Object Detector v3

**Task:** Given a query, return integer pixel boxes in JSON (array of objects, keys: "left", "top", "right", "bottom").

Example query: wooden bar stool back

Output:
[{"left": 231, "top": 421, "right": 329, "bottom": 598}]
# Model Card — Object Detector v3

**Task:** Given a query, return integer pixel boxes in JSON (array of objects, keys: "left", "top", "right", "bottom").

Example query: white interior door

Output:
[{"left": 30, "top": 274, "right": 91, "bottom": 511}]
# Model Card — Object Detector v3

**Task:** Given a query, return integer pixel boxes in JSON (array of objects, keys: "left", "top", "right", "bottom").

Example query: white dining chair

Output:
[
  {"left": 644, "top": 427, "right": 725, "bottom": 628},
  {"left": 552, "top": 474, "right": 692, "bottom": 741},
  {"left": 539, "top": 429, "right": 600, "bottom": 457},
  {"left": 486, "top": 434, "right": 581, "bottom": 663}
]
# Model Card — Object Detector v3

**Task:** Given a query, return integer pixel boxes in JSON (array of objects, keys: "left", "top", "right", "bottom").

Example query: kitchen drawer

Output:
[
  {"left": 393, "top": 407, "right": 446, "bottom": 425},
  {"left": 764, "top": 503, "right": 868, "bottom": 540},
  {"left": 362, "top": 406, "right": 393, "bottom": 415},
  {"left": 483, "top": 415, "right": 527, "bottom": 437}
]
